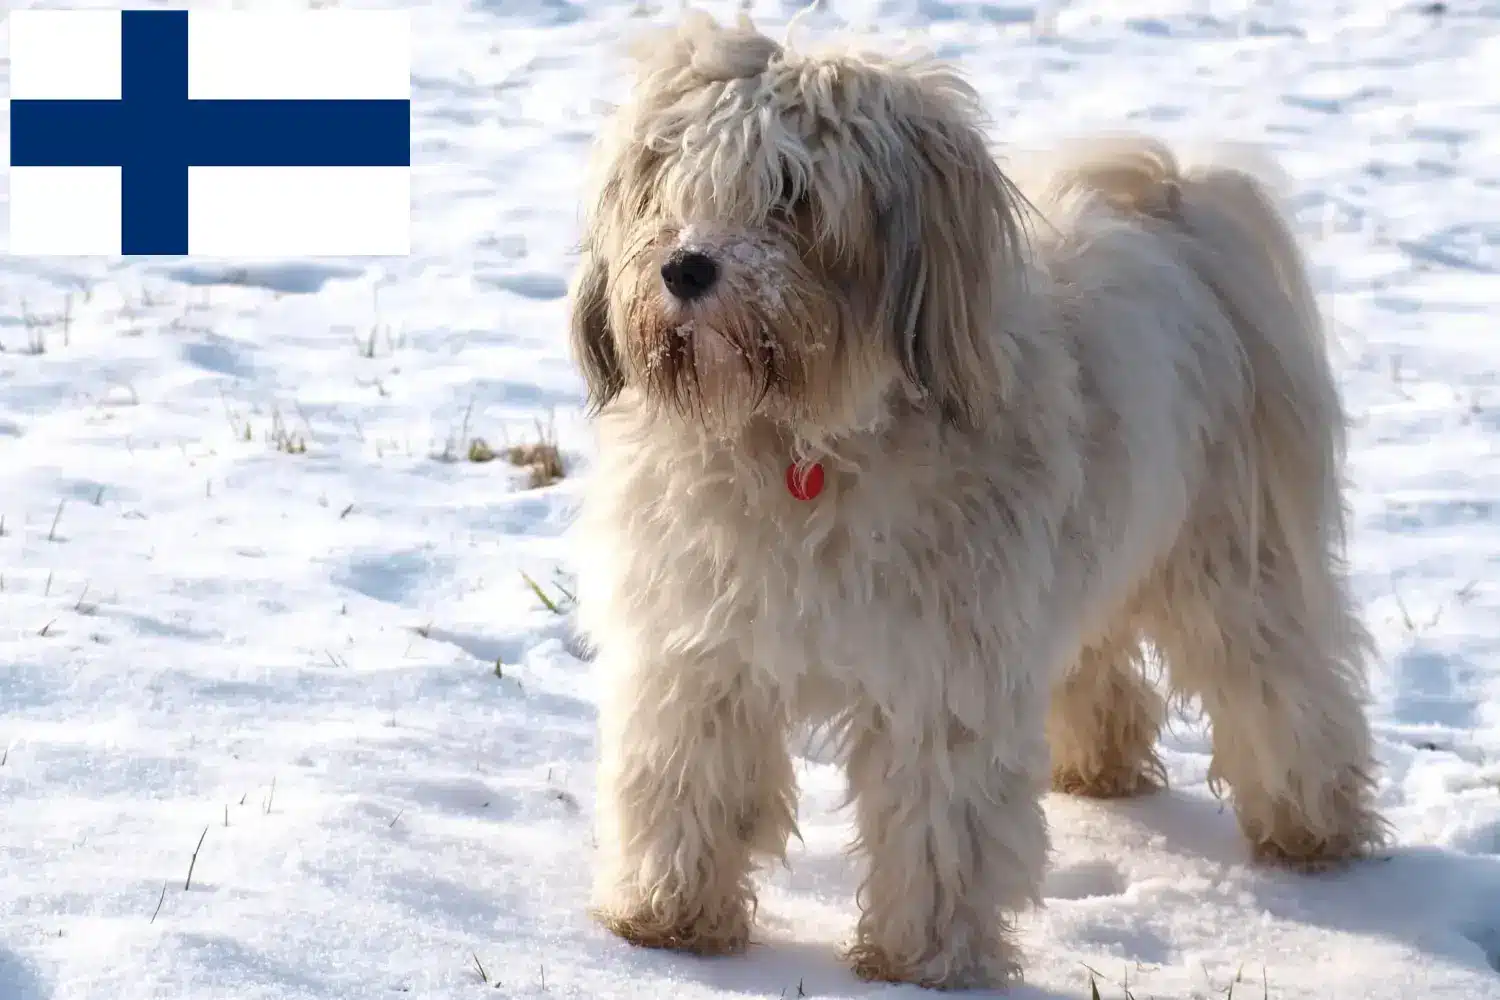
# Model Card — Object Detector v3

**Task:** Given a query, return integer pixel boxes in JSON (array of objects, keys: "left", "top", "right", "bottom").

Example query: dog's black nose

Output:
[{"left": 661, "top": 250, "right": 719, "bottom": 302}]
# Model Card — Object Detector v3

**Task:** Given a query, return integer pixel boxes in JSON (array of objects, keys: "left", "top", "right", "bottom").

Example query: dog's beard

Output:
[{"left": 624, "top": 292, "right": 789, "bottom": 425}]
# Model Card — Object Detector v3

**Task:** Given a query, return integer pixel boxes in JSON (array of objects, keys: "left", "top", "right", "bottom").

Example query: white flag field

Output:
[{"left": 5, "top": 9, "right": 411, "bottom": 258}]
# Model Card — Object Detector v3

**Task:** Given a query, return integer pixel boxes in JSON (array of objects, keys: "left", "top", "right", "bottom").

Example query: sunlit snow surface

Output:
[{"left": 3, "top": 1, "right": 1500, "bottom": 997}]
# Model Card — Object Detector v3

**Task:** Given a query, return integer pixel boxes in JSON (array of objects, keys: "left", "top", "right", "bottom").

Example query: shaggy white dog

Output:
[{"left": 567, "top": 11, "right": 1388, "bottom": 991}]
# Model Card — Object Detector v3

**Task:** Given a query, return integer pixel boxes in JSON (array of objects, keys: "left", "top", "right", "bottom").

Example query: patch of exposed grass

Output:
[
  {"left": 502, "top": 415, "right": 565, "bottom": 488},
  {"left": 435, "top": 404, "right": 565, "bottom": 488},
  {"left": 7, "top": 293, "right": 76, "bottom": 354},
  {"left": 503, "top": 438, "right": 565, "bottom": 488},
  {"left": 267, "top": 409, "right": 308, "bottom": 455},
  {"left": 219, "top": 395, "right": 313, "bottom": 455},
  {"left": 466, "top": 437, "right": 498, "bottom": 463},
  {"left": 433, "top": 399, "right": 482, "bottom": 464},
  {"left": 1083, "top": 960, "right": 1269, "bottom": 999},
  {"left": 521, "top": 569, "right": 575, "bottom": 616}
]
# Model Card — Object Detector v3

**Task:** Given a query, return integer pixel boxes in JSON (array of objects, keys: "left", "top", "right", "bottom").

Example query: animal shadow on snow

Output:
[
  {"left": 1105, "top": 788, "right": 1500, "bottom": 979},
  {"left": 638, "top": 788, "right": 1500, "bottom": 996},
  {"left": 0, "top": 947, "right": 48, "bottom": 1000},
  {"left": 603, "top": 934, "right": 1077, "bottom": 1000}
]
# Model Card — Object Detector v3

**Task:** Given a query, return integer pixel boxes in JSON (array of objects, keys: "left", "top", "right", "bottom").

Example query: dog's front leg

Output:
[
  {"left": 591, "top": 650, "right": 796, "bottom": 956},
  {"left": 842, "top": 692, "right": 1049, "bottom": 990}
]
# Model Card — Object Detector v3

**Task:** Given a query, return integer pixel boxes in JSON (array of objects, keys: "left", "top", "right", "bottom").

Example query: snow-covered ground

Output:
[{"left": 4, "top": 0, "right": 1500, "bottom": 996}]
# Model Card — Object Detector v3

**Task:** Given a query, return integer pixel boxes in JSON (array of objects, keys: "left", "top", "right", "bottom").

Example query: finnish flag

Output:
[{"left": 6, "top": 9, "right": 411, "bottom": 257}]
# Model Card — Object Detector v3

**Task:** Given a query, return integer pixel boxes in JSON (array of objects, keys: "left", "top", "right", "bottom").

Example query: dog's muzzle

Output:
[{"left": 661, "top": 249, "right": 719, "bottom": 302}]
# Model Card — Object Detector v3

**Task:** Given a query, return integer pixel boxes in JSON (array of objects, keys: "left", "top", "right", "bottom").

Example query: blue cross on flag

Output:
[{"left": 6, "top": 9, "right": 411, "bottom": 258}]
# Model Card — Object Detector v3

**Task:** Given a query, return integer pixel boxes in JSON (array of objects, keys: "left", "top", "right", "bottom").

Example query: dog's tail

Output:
[{"left": 1045, "top": 136, "right": 1351, "bottom": 612}]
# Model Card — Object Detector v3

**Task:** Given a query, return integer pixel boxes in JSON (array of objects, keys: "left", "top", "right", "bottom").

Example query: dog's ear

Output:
[
  {"left": 878, "top": 71, "right": 1027, "bottom": 429},
  {"left": 569, "top": 248, "right": 624, "bottom": 413}
]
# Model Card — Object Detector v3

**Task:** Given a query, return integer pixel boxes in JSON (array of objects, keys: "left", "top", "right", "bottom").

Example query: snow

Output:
[{"left": 3, "top": 0, "right": 1500, "bottom": 997}]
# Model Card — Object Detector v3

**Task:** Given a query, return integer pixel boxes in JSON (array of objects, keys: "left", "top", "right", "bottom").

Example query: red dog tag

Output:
[{"left": 786, "top": 461, "right": 825, "bottom": 501}]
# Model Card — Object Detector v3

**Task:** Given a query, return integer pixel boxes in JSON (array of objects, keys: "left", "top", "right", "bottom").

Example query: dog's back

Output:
[{"left": 1017, "top": 136, "right": 1350, "bottom": 619}]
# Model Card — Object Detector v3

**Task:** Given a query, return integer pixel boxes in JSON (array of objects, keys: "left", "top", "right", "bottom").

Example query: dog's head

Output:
[{"left": 569, "top": 11, "right": 1026, "bottom": 439}]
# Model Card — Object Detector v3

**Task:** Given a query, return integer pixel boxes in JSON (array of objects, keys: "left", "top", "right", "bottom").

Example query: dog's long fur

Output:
[{"left": 569, "top": 13, "right": 1387, "bottom": 990}]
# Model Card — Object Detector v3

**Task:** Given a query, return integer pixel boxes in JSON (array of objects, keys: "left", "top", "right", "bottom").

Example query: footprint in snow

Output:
[
  {"left": 1044, "top": 859, "right": 1129, "bottom": 901},
  {"left": 478, "top": 271, "right": 568, "bottom": 300},
  {"left": 162, "top": 261, "right": 365, "bottom": 295}
]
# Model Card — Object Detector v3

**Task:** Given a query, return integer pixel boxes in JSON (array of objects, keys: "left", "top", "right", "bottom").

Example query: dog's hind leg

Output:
[
  {"left": 1048, "top": 628, "right": 1167, "bottom": 798},
  {"left": 1147, "top": 478, "right": 1389, "bottom": 868},
  {"left": 1134, "top": 146, "right": 1389, "bottom": 867},
  {"left": 591, "top": 655, "right": 797, "bottom": 955},
  {"left": 841, "top": 703, "right": 1047, "bottom": 990}
]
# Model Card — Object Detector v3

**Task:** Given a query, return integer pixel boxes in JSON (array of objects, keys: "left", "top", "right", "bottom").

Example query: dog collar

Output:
[{"left": 786, "top": 461, "right": 825, "bottom": 501}]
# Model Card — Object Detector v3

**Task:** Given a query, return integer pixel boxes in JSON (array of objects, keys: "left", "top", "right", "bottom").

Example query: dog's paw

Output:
[
  {"left": 1250, "top": 839, "right": 1367, "bottom": 873},
  {"left": 1238, "top": 783, "right": 1392, "bottom": 872},
  {"left": 845, "top": 937, "right": 1021, "bottom": 991},
  {"left": 591, "top": 897, "right": 752, "bottom": 957},
  {"left": 1247, "top": 819, "right": 1391, "bottom": 872},
  {"left": 1051, "top": 755, "right": 1166, "bottom": 799}
]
